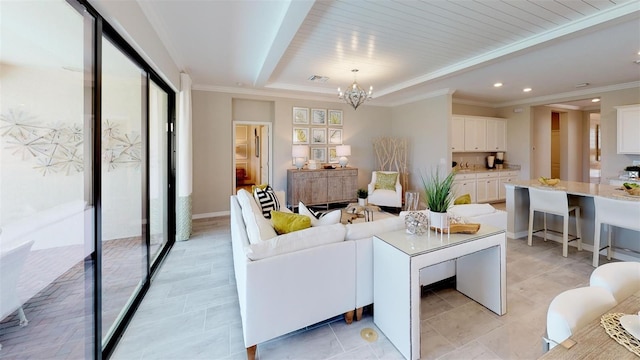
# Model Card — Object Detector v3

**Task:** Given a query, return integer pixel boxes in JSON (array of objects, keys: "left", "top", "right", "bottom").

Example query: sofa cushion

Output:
[
  {"left": 271, "top": 210, "right": 311, "bottom": 234},
  {"left": 244, "top": 223, "right": 346, "bottom": 260},
  {"left": 253, "top": 185, "right": 280, "bottom": 219},
  {"left": 298, "top": 202, "right": 341, "bottom": 226},
  {"left": 449, "top": 204, "right": 496, "bottom": 218},
  {"left": 454, "top": 193, "right": 472, "bottom": 205},
  {"left": 345, "top": 216, "right": 405, "bottom": 240},
  {"left": 237, "top": 189, "right": 277, "bottom": 244},
  {"left": 375, "top": 171, "right": 398, "bottom": 190}
]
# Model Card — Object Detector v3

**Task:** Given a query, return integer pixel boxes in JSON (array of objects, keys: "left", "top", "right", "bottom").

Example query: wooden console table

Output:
[{"left": 287, "top": 167, "right": 357, "bottom": 209}]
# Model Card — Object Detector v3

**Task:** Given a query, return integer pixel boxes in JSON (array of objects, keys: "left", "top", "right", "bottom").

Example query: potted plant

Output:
[
  {"left": 357, "top": 188, "right": 368, "bottom": 206},
  {"left": 421, "top": 167, "right": 456, "bottom": 230}
]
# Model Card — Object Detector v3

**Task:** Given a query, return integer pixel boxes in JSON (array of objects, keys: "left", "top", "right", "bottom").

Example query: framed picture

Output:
[
  {"left": 328, "top": 128, "right": 342, "bottom": 144},
  {"left": 311, "top": 109, "right": 327, "bottom": 125},
  {"left": 311, "top": 128, "right": 327, "bottom": 144},
  {"left": 311, "top": 147, "right": 327, "bottom": 162},
  {"left": 328, "top": 146, "right": 338, "bottom": 163},
  {"left": 235, "top": 143, "right": 248, "bottom": 159},
  {"left": 328, "top": 110, "right": 343, "bottom": 126},
  {"left": 293, "top": 107, "right": 309, "bottom": 124},
  {"left": 292, "top": 127, "right": 309, "bottom": 144}
]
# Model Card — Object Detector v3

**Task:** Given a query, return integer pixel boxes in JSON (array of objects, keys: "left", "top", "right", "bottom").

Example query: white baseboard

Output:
[{"left": 192, "top": 211, "right": 230, "bottom": 219}]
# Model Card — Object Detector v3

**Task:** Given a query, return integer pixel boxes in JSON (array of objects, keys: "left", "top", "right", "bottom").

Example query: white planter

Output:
[
  {"left": 429, "top": 211, "right": 449, "bottom": 230},
  {"left": 358, "top": 198, "right": 368, "bottom": 206}
]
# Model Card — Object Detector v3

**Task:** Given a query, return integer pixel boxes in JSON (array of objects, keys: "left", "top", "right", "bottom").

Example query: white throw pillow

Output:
[
  {"left": 298, "top": 202, "right": 341, "bottom": 226},
  {"left": 244, "top": 223, "right": 346, "bottom": 260},
  {"left": 237, "top": 189, "right": 277, "bottom": 244}
]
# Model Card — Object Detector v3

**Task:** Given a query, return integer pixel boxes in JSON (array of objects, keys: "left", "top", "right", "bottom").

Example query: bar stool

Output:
[
  {"left": 592, "top": 196, "right": 640, "bottom": 267},
  {"left": 528, "top": 187, "right": 582, "bottom": 257}
]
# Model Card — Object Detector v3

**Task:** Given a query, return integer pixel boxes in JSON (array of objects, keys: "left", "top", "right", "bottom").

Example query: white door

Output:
[{"left": 260, "top": 126, "right": 269, "bottom": 184}]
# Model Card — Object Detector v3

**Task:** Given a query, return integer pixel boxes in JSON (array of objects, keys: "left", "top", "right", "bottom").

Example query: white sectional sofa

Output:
[
  {"left": 230, "top": 189, "right": 405, "bottom": 359},
  {"left": 230, "top": 189, "right": 506, "bottom": 359}
]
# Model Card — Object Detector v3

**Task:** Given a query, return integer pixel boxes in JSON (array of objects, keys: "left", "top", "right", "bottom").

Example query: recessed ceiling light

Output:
[
  {"left": 592, "top": 98, "right": 601, "bottom": 103},
  {"left": 493, "top": 82, "right": 503, "bottom": 88},
  {"left": 523, "top": 88, "right": 532, "bottom": 92},
  {"left": 236, "top": 82, "right": 244, "bottom": 86}
]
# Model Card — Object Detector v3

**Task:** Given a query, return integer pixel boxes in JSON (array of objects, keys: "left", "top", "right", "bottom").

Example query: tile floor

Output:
[{"left": 112, "top": 214, "right": 615, "bottom": 360}]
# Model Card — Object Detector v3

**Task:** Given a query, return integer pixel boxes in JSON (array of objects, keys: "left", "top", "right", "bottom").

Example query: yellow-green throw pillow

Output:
[
  {"left": 454, "top": 194, "right": 472, "bottom": 205},
  {"left": 251, "top": 184, "right": 269, "bottom": 193},
  {"left": 270, "top": 210, "right": 311, "bottom": 235},
  {"left": 375, "top": 172, "right": 398, "bottom": 190}
]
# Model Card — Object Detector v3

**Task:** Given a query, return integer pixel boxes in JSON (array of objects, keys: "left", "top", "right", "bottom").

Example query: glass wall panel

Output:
[
  {"left": 149, "top": 81, "right": 169, "bottom": 264},
  {"left": 100, "top": 37, "right": 147, "bottom": 344},
  {"left": 0, "top": 0, "right": 95, "bottom": 357}
]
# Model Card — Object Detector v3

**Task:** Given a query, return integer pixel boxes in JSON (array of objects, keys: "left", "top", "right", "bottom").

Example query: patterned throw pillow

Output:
[
  {"left": 253, "top": 185, "right": 280, "bottom": 219},
  {"left": 298, "top": 202, "right": 341, "bottom": 226},
  {"left": 374, "top": 172, "right": 398, "bottom": 190}
]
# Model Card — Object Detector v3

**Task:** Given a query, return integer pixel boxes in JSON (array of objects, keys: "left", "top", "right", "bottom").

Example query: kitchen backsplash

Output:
[{"left": 453, "top": 152, "right": 507, "bottom": 169}]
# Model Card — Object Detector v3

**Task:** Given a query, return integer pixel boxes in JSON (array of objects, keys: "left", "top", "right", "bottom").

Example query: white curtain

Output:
[{"left": 176, "top": 72, "right": 193, "bottom": 241}]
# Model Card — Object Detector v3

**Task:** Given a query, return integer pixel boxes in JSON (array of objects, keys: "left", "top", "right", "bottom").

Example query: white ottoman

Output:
[
  {"left": 546, "top": 286, "right": 617, "bottom": 349},
  {"left": 590, "top": 261, "right": 640, "bottom": 302}
]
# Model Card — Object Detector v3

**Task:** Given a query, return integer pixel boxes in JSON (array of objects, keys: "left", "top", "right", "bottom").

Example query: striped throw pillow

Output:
[{"left": 253, "top": 185, "right": 280, "bottom": 219}]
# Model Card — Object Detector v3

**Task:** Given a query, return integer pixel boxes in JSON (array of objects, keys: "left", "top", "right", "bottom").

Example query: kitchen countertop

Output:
[
  {"left": 506, "top": 179, "right": 640, "bottom": 202},
  {"left": 453, "top": 166, "right": 521, "bottom": 174}
]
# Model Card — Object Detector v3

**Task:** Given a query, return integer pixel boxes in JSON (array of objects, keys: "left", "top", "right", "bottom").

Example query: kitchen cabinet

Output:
[
  {"left": 451, "top": 116, "right": 465, "bottom": 151},
  {"left": 486, "top": 118, "right": 506, "bottom": 151},
  {"left": 453, "top": 173, "right": 477, "bottom": 203},
  {"left": 616, "top": 105, "right": 640, "bottom": 154},
  {"left": 464, "top": 117, "right": 486, "bottom": 151},
  {"left": 476, "top": 172, "right": 500, "bottom": 203},
  {"left": 451, "top": 115, "right": 506, "bottom": 152},
  {"left": 287, "top": 168, "right": 357, "bottom": 209}
]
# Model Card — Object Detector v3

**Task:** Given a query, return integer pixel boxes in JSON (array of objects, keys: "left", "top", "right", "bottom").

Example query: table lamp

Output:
[
  {"left": 336, "top": 145, "right": 351, "bottom": 168},
  {"left": 292, "top": 145, "right": 309, "bottom": 170}
]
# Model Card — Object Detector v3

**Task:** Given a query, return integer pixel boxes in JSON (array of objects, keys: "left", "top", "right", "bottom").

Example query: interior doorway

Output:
[
  {"left": 550, "top": 112, "right": 560, "bottom": 179},
  {"left": 233, "top": 122, "right": 271, "bottom": 193}
]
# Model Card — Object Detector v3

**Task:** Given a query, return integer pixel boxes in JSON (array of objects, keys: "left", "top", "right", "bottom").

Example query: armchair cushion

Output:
[{"left": 374, "top": 171, "right": 398, "bottom": 190}]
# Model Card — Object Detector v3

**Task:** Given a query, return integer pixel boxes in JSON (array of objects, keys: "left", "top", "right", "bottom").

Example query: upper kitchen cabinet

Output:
[
  {"left": 464, "top": 117, "right": 486, "bottom": 151},
  {"left": 451, "top": 115, "right": 506, "bottom": 152},
  {"left": 616, "top": 105, "right": 640, "bottom": 154},
  {"left": 486, "top": 118, "right": 506, "bottom": 151},
  {"left": 451, "top": 116, "right": 465, "bottom": 151}
]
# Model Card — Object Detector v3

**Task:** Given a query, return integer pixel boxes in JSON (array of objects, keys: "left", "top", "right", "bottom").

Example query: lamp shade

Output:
[
  {"left": 292, "top": 145, "right": 309, "bottom": 157},
  {"left": 336, "top": 145, "right": 351, "bottom": 157}
]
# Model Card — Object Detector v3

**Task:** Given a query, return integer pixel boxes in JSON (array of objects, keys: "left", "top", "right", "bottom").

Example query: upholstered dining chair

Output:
[{"left": 367, "top": 171, "right": 402, "bottom": 208}]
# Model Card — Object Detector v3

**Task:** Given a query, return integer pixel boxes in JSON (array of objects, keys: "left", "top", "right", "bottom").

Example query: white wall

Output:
[
  {"left": 191, "top": 90, "right": 392, "bottom": 215},
  {"left": 391, "top": 94, "right": 452, "bottom": 193}
]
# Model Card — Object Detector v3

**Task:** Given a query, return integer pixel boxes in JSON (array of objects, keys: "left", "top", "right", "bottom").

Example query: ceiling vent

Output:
[{"left": 308, "top": 75, "right": 329, "bottom": 83}]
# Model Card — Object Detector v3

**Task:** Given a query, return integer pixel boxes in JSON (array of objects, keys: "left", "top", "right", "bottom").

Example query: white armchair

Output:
[{"left": 367, "top": 171, "right": 402, "bottom": 208}]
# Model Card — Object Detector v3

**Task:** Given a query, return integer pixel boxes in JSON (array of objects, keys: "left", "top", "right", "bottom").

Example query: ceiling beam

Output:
[{"left": 253, "top": 0, "right": 315, "bottom": 87}]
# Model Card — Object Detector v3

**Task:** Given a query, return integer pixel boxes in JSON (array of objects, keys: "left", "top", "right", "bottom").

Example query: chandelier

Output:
[{"left": 338, "top": 69, "right": 372, "bottom": 110}]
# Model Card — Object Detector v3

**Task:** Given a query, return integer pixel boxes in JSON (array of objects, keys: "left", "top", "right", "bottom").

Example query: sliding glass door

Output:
[{"left": 0, "top": 0, "right": 175, "bottom": 357}]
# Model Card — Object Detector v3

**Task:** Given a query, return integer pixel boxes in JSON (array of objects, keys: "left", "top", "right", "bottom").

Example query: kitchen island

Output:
[{"left": 504, "top": 179, "right": 640, "bottom": 266}]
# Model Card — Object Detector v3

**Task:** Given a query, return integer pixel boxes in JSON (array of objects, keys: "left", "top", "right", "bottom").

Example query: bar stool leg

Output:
[
  {"left": 575, "top": 207, "right": 582, "bottom": 251},
  {"left": 543, "top": 213, "right": 548, "bottom": 241},
  {"left": 607, "top": 224, "right": 613, "bottom": 260},
  {"left": 562, "top": 215, "right": 569, "bottom": 258},
  {"left": 528, "top": 209, "right": 535, "bottom": 247},
  {"left": 593, "top": 220, "right": 602, "bottom": 267}
]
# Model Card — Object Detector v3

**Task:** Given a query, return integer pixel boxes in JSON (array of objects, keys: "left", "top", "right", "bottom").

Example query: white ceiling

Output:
[{"left": 137, "top": 0, "right": 640, "bottom": 108}]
